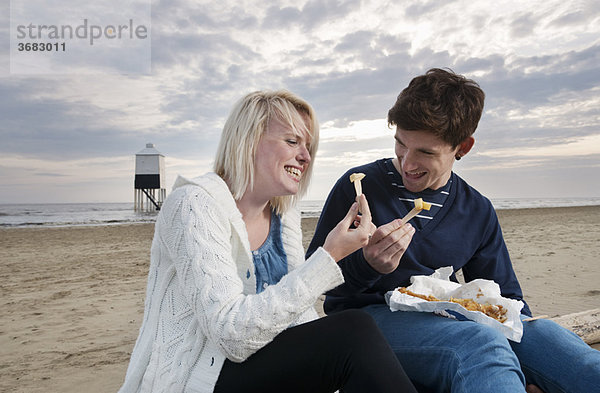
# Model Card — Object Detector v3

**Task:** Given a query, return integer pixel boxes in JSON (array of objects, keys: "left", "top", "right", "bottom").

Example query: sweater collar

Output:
[
  {"left": 174, "top": 172, "right": 249, "bottom": 245},
  {"left": 173, "top": 172, "right": 240, "bottom": 218}
]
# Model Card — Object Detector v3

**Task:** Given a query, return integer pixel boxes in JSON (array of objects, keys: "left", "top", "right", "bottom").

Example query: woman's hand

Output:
[{"left": 323, "top": 194, "right": 375, "bottom": 262}]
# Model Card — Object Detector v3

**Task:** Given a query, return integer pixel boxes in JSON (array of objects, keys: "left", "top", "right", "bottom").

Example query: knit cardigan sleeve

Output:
[{"left": 157, "top": 182, "right": 344, "bottom": 363}]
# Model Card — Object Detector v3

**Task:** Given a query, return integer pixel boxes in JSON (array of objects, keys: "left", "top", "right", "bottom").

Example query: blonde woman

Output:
[{"left": 119, "top": 90, "right": 416, "bottom": 393}]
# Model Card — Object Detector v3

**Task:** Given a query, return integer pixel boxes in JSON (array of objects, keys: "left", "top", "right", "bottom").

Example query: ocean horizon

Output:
[{"left": 1, "top": 197, "right": 600, "bottom": 228}]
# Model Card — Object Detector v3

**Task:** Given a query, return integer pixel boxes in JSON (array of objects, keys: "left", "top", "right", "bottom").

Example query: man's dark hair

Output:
[{"left": 387, "top": 68, "right": 485, "bottom": 147}]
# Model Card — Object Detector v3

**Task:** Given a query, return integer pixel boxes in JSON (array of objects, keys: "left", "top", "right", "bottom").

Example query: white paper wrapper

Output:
[{"left": 386, "top": 267, "right": 524, "bottom": 342}]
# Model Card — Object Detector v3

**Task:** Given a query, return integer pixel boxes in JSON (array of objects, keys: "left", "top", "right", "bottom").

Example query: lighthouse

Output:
[{"left": 134, "top": 143, "right": 166, "bottom": 211}]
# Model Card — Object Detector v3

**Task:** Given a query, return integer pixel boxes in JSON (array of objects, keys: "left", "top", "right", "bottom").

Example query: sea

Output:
[{"left": 1, "top": 197, "right": 600, "bottom": 228}]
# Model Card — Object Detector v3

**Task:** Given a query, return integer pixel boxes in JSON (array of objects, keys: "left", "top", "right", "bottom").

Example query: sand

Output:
[{"left": 1, "top": 205, "right": 599, "bottom": 392}]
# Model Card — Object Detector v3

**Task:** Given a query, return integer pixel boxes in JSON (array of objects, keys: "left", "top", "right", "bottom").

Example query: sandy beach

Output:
[{"left": 1, "top": 205, "right": 599, "bottom": 392}]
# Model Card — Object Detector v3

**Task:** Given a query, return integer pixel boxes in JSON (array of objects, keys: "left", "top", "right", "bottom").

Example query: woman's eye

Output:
[{"left": 286, "top": 139, "right": 298, "bottom": 145}]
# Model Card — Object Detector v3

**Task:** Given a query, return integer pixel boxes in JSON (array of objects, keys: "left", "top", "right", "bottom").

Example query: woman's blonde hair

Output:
[{"left": 214, "top": 90, "right": 319, "bottom": 214}]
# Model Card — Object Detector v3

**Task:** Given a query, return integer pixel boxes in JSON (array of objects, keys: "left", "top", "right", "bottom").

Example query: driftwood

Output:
[{"left": 550, "top": 308, "right": 600, "bottom": 345}]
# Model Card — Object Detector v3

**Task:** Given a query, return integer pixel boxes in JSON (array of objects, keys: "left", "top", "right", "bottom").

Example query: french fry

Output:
[
  {"left": 414, "top": 198, "right": 432, "bottom": 211},
  {"left": 349, "top": 173, "right": 366, "bottom": 196},
  {"left": 401, "top": 198, "right": 432, "bottom": 225}
]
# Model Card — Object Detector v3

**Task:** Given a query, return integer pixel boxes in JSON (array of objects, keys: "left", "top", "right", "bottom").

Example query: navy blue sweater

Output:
[{"left": 307, "top": 159, "right": 531, "bottom": 316}]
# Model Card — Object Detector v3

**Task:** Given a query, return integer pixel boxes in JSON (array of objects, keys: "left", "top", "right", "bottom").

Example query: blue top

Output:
[
  {"left": 307, "top": 158, "right": 531, "bottom": 316},
  {"left": 252, "top": 211, "right": 288, "bottom": 293}
]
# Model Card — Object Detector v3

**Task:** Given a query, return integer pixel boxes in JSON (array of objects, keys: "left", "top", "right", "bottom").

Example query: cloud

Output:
[
  {"left": 261, "top": 0, "right": 362, "bottom": 32},
  {"left": 510, "top": 12, "right": 536, "bottom": 39},
  {"left": 548, "top": 10, "right": 587, "bottom": 27},
  {"left": 547, "top": 1, "right": 600, "bottom": 28},
  {"left": 404, "top": 0, "right": 458, "bottom": 18},
  {"left": 475, "top": 44, "right": 600, "bottom": 147},
  {"left": 478, "top": 134, "right": 600, "bottom": 159},
  {"left": 34, "top": 172, "right": 69, "bottom": 177}
]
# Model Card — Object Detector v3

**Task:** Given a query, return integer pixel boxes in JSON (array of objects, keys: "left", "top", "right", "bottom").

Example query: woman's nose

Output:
[{"left": 297, "top": 144, "right": 311, "bottom": 164}]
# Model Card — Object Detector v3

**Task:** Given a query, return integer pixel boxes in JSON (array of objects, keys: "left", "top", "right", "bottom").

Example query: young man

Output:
[{"left": 307, "top": 68, "right": 600, "bottom": 393}]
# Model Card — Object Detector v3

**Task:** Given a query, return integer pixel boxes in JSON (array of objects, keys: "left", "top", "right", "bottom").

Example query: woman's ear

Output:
[{"left": 455, "top": 137, "right": 475, "bottom": 160}]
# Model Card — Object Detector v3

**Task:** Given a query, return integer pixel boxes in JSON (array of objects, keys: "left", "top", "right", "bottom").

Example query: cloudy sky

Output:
[{"left": 1, "top": 0, "right": 599, "bottom": 204}]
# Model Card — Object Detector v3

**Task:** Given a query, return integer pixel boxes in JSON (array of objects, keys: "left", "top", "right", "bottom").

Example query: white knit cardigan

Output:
[{"left": 118, "top": 173, "right": 344, "bottom": 393}]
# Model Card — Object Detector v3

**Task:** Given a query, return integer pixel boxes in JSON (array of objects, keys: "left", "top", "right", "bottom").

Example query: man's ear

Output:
[{"left": 456, "top": 137, "right": 475, "bottom": 159}]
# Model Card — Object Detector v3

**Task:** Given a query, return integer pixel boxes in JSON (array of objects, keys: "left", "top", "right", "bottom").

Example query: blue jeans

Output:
[{"left": 364, "top": 304, "right": 600, "bottom": 393}]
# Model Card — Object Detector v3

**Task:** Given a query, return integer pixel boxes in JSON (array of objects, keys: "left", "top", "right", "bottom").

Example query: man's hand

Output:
[{"left": 363, "top": 219, "right": 415, "bottom": 274}]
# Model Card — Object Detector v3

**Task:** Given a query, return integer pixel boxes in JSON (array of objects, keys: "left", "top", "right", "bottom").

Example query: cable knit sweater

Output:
[{"left": 118, "top": 173, "right": 344, "bottom": 393}]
